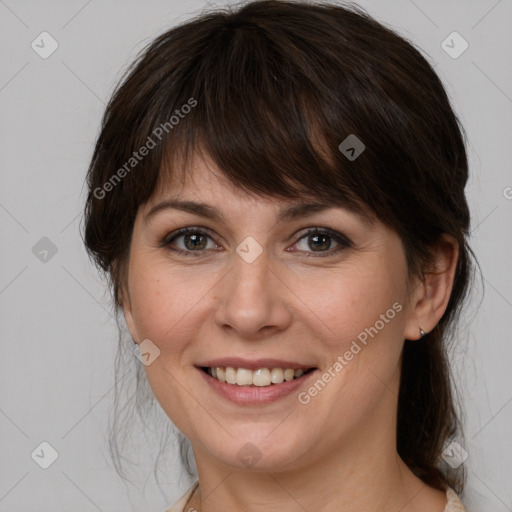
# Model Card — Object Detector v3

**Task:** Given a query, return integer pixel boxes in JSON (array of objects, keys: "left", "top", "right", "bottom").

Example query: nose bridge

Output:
[{"left": 214, "top": 241, "right": 291, "bottom": 336}]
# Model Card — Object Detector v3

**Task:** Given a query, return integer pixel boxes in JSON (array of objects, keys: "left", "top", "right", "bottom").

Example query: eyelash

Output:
[{"left": 160, "top": 227, "right": 352, "bottom": 258}]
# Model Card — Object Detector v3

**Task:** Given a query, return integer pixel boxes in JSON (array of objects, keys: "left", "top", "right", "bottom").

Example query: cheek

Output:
[
  {"left": 302, "top": 255, "right": 408, "bottom": 419},
  {"left": 298, "top": 261, "right": 407, "bottom": 434},
  {"left": 129, "top": 278, "right": 166, "bottom": 337},
  {"left": 127, "top": 257, "right": 217, "bottom": 350},
  {"left": 294, "top": 255, "right": 406, "bottom": 352},
  {"left": 127, "top": 258, "right": 179, "bottom": 343}
]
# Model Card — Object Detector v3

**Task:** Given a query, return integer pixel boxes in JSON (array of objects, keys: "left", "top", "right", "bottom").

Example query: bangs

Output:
[
  {"left": 140, "top": 10, "right": 380, "bottom": 225},
  {"left": 88, "top": 0, "right": 463, "bottom": 275}
]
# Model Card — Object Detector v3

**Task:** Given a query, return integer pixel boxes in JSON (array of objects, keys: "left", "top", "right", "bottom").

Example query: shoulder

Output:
[
  {"left": 444, "top": 487, "right": 467, "bottom": 512},
  {"left": 163, "top": 481, "right": 199, "bottom": 512}
]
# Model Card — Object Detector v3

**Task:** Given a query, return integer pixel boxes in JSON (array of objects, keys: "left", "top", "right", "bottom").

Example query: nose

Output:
[{"left": 213, "top": 246, "right": 293, "bottom": 340}]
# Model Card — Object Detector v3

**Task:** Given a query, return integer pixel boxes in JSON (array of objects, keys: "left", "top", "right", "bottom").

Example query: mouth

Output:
[
  {"left": 196, "top": 361, "right": 319, "bottom": 405},
  {"left": 199, "top": 366, "right": 317, "bottom": 387},
  {"left": 195, "top": 356, "right": 319, "bottom": 406}
]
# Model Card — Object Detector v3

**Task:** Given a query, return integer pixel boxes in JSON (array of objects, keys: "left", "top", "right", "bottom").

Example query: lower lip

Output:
[{"left": 197, "top": 368, "right": 317, "bottom": 405}]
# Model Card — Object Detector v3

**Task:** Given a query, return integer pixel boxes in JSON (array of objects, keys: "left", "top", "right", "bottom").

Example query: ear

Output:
[
  {"left": 114, "top": 260, "right": 140, "bottom": 343},
  {"left": 121, "top": 294, "right": 140, "bottom": 343},
  {"left": 403, "top": 234, "right": 459, "bottom": 340}
]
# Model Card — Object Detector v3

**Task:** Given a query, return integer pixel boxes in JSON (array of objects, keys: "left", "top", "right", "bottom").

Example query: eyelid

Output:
[
  {"left": 293, "top": 226, "right": 352, "bottom": 247},
  {"left": 159, "top": 225, "right": 222, "bottom": 250},
  {"left": 287, "top": 227, "right": 352, "bottom": 257},
  {"left": 160, "top": 226, "right": 220, "bottom": 250},
  {"left": 161, "top": 225, "right": 352, "bottom": 257}
]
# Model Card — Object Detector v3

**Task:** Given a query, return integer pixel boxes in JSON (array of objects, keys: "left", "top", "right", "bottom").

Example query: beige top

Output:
[{"left": 164, "top": 482, "right": 467, "bottom": 512}]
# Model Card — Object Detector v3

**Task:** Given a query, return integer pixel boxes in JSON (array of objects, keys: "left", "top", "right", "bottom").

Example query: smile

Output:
[
  {"left": 201, "top": 366, "right": 316, "bottom": 387},
  {"left": 197, "top": 362, "right": 319, "bottom": 405}
]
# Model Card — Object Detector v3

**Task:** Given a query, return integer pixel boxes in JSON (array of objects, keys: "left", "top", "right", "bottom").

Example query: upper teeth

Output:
[{"left": 208, "top": 367, "right": 308, "bottom": 386}]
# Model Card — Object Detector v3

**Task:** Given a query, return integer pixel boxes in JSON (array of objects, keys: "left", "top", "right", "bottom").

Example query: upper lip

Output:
[{"left": 196, "top": 358, "right": 316, "bottom": 371}]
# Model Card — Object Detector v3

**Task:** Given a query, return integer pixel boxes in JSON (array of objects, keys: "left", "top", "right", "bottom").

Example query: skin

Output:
[{"left": 122, "top": 153, "right": 459, "bottom": 512}]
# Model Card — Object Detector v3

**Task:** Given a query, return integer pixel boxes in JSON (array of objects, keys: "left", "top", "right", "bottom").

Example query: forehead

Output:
[
  {"left": 143, "top": 154, "right": 379, "bottom": 233},
  {"left": 143, "top": 147, "right": 379, "bottom": 231},
  {"left": 151, "top": 151, "right": 266, "bottom": 202},
  {"left": 146, "top": 153, "right": 287, "bottom": 221}
]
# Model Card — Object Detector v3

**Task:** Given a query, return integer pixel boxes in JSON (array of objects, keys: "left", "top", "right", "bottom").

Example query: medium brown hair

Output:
[{"left": 83, "top": 0, "right": 476, "bottom": 494}]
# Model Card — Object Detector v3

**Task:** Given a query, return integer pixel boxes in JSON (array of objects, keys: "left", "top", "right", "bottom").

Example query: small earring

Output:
[{"left": 419, "top": 327, "right": 426, "bottom": 339}]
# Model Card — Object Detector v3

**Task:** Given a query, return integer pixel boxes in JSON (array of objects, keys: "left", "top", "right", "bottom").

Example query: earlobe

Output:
[{"left": 403, "top": 234, "right": 459, "bottom": 340}]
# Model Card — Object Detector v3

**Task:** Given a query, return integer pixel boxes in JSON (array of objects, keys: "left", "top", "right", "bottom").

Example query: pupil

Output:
[
  {"left": 185, "top": 233, "right": 207, "bottom": 250},
  {"left": 182, "top": 233, "right": 331, "bottom": 252},
  {"left": 310, "top": 234, "right": 330, "bottom": 251}
]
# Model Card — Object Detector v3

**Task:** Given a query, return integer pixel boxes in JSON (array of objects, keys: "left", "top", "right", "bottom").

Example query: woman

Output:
[{"left": 83, "top": 1, "right": 474, "bottom": 510}]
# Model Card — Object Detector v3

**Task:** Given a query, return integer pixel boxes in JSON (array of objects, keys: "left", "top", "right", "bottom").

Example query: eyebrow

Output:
[{"left": 144, "top": 199, "right": 372, "bottom": 225}]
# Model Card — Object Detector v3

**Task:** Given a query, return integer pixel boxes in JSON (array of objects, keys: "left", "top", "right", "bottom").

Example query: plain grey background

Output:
[{"left": 0, "top": 0, "right": 511, "bottom": 510}]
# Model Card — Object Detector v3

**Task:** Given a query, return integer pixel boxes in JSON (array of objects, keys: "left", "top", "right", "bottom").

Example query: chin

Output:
[{"left": 196, "top": 423, "right": 316, "bottom": 472}]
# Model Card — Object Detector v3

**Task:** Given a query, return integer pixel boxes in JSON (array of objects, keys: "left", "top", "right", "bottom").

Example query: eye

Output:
[
  {"left": 161, "top": 226, "right": 352, "bottom": 257},
  {"left": 162, "top": 227, "right": 220, "bottom": 256},
  {"left": 289, "top": 227, "right": 352, "bottom": 256}
]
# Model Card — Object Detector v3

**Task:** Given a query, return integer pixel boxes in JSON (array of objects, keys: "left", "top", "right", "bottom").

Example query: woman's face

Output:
[{"left": 122, "top": 153, "right": 423, "bottom": 472}]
